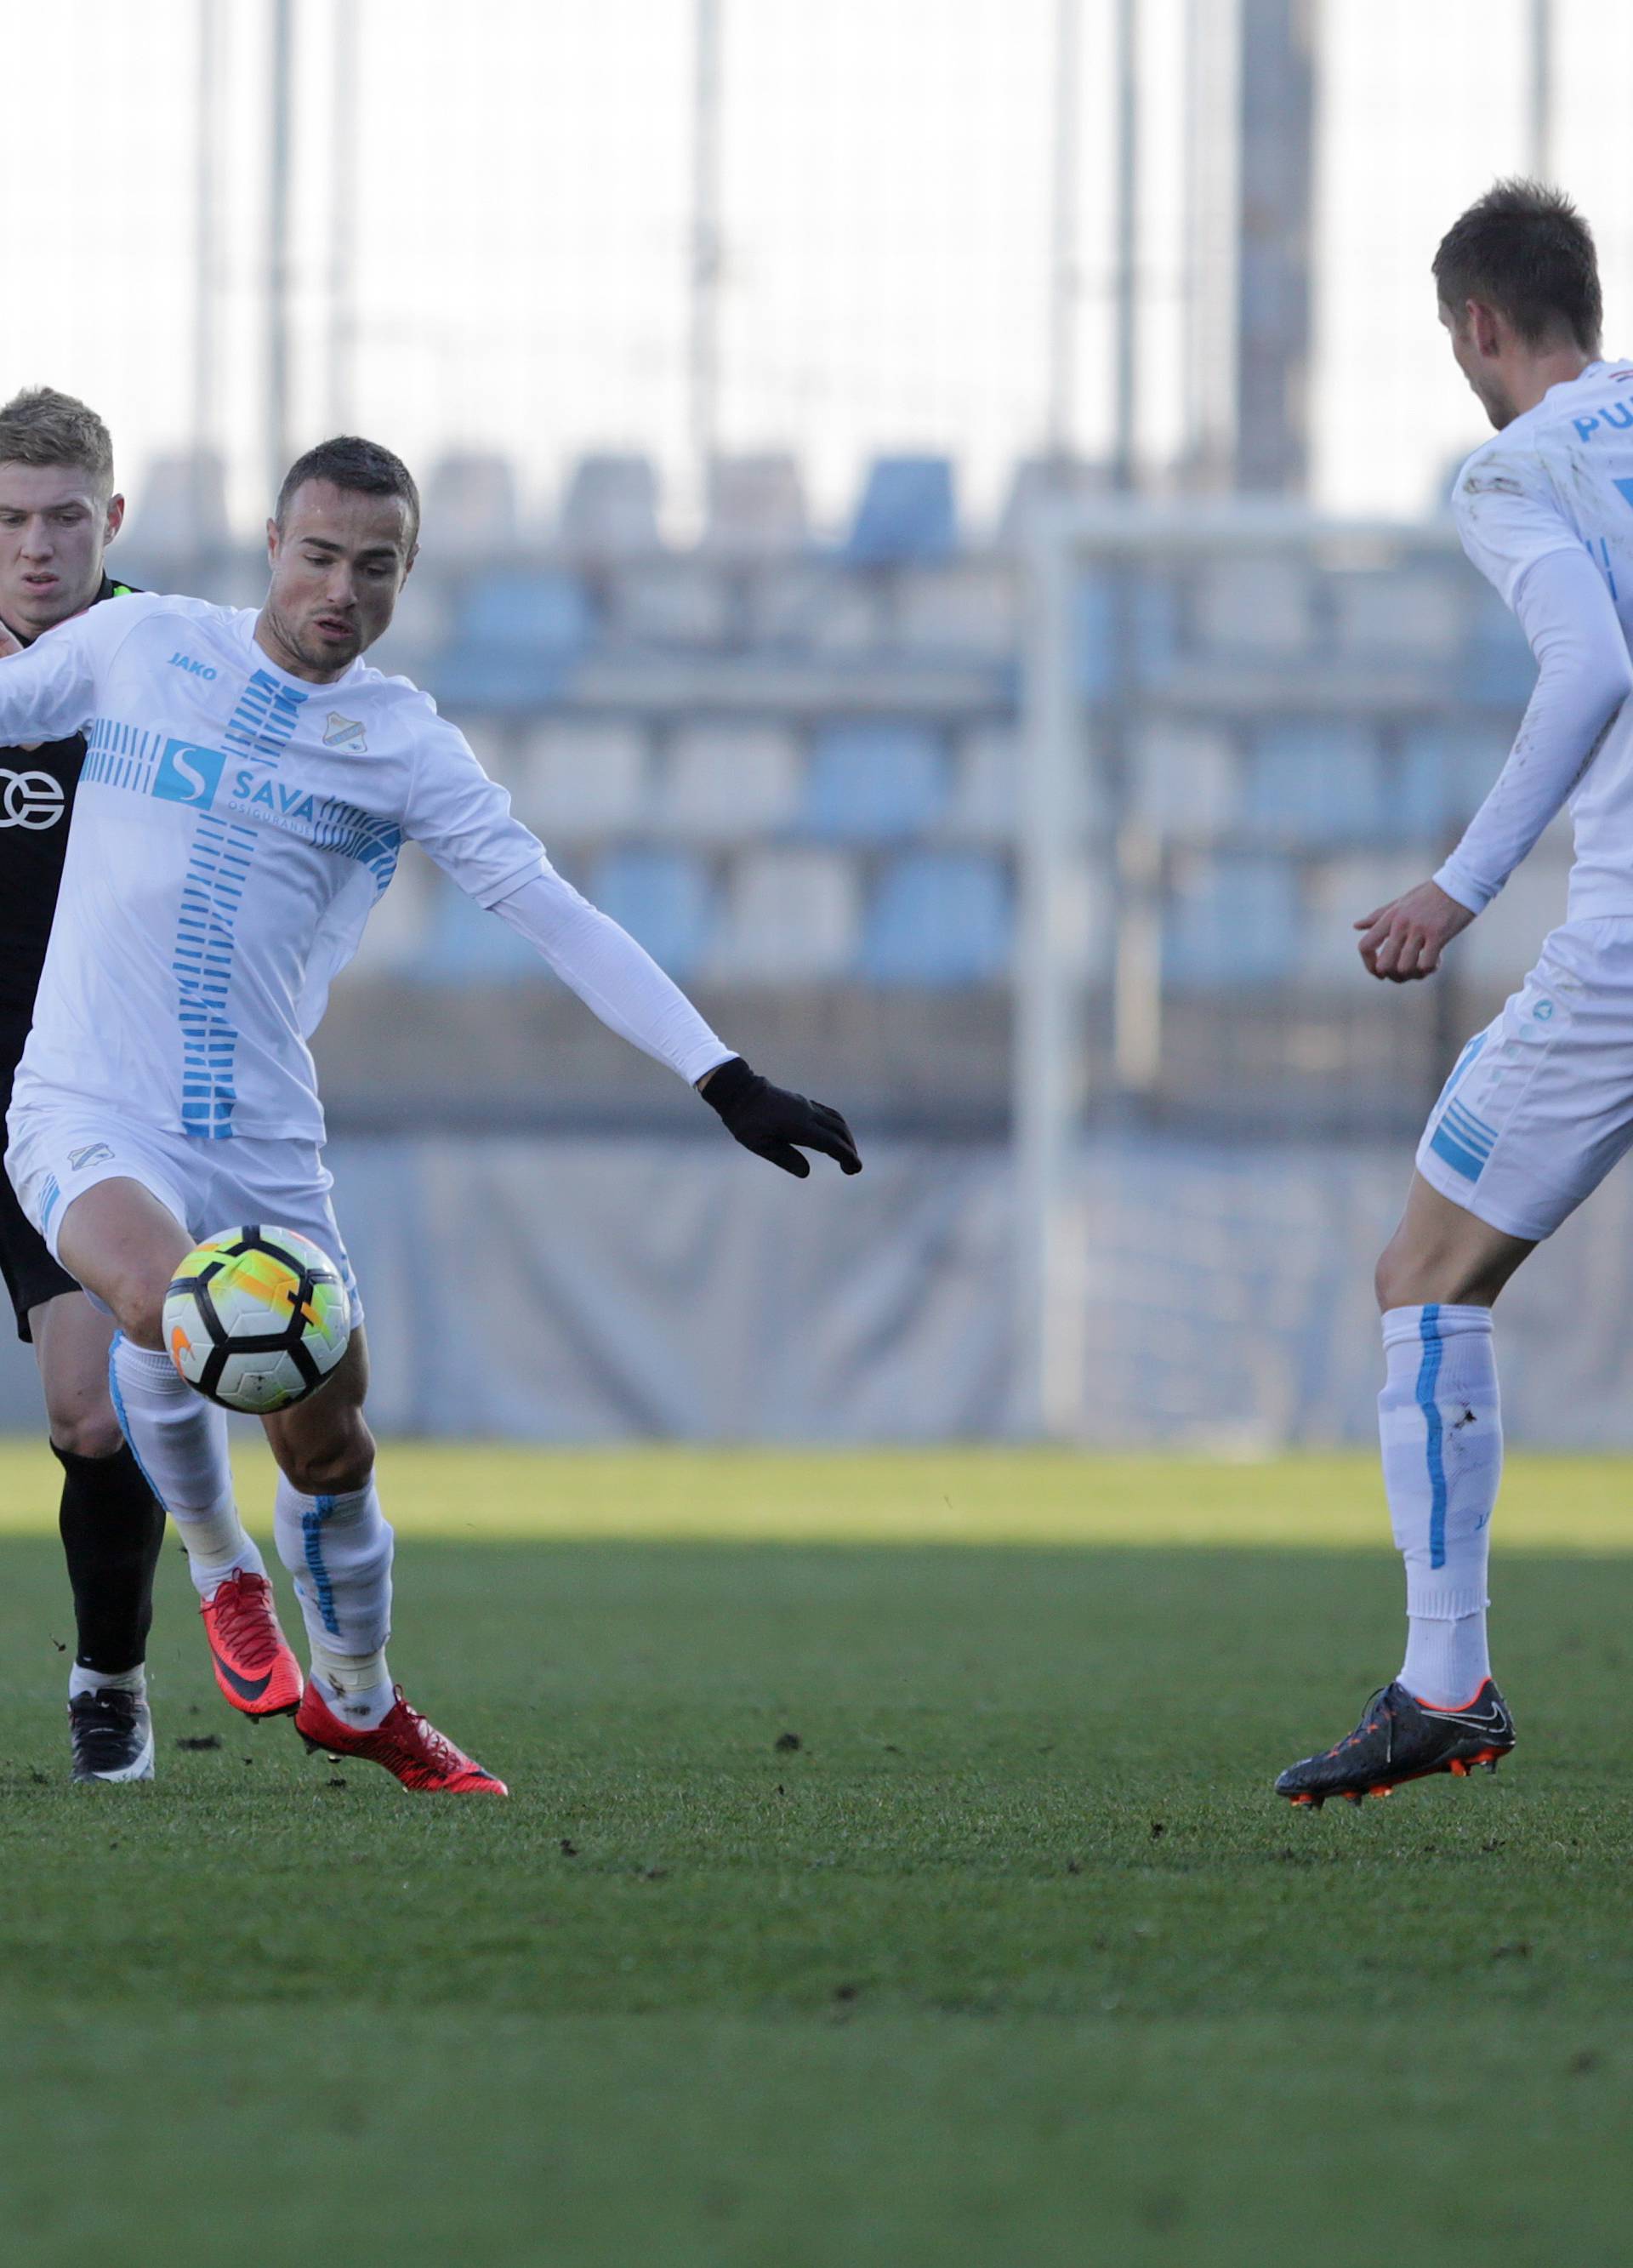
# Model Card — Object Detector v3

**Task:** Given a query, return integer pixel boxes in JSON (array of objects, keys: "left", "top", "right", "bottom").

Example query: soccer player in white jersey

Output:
[
  {"left": 1277, "top": 181, "right": 1633, "bottom": 1804},
  {"left": 0, "top": 435, "right": 861, "bottom": 1796}
]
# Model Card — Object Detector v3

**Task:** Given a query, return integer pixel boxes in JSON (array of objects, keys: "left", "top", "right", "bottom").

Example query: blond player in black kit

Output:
[{"left": 0, "top": 388, "right": 164, "bottom": 1782}]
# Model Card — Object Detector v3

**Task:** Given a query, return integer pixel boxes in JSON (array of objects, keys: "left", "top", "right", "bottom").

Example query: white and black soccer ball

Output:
[{"left": 162, "top": 1225, "right": 351, "bottom": 1415}]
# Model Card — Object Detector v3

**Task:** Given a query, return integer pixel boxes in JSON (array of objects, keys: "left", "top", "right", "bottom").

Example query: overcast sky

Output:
[{"left": 4, "top": 0, "right": 1630, "bottom": 543}]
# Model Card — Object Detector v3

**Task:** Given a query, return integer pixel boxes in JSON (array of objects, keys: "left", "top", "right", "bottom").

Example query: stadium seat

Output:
[
  {"left": 1074, "top": 573, "right": 1179, "bottom": 697},
  {"left": 509, "top": 719, "right": 650, "bottom": 841},
  {"left": 1301, "top": 853, "right": 1427, "bottom": 983},
  {"left": 557, "top": 453, "right": 661, "bottom": 559},
  {"left": 703, "top": 453, "right": 809, "bottom": 556},
  {"left": 797, "top": 721, "right": 949, "bottom": 842},
  {"left": 861, "top": 852, "right": 1012, "bottom": 985},
  {"left": 1194, "top": 556, "right": 1312, "bottom": 658},
  {"left": 428, "top": 573, "right": 596, "bottom": 711},
  {"left": 1242, "top": 722, "right": 1388, "bottom": 843},
  {"left": 585, "top": 849, "right": 714, "bottom": 977},
  {"left": 1464, "top": 587, "right": 1537, "bottom": 701},
  {"left": 1458, "top": 855, "right": 1570, "bottom": 988},
  {"left": 894, "top": 564, "right": 1019, "bottom": 661},
  {"left": 1129, "top": 722, "right": 1240, "bottom": 839},
  {"left": 749, "top": 563, "right": 884, "bottom": 653},
  {"left": 706, "top": 849, "right": 862, "bottom": 981},
  {"left": 655, "top": 722, "right": 804, "bottom": 841},
  {"left": 128, "top": 449, "right": 230, "bottom": 560},
  {"left": 609, "top": 561, "right": 731, "bottom": 647},
  {"left": 454, "top": 573, "right": 595, "bottom": 654},
  {"left": 942, "top": 723, "right": 1021, "bottom": 842},
  {"left": 1164, "top": 852, "right": 1300, "bottom": 989},
  {"left": 424, "top": 453, "right": 521, "bottom": 558},
  {"left": 1397, "top": 725, "right": 1511, "bottom": 842},
  {"left": 339, "top": 845, "right": 435, "bottom": 980},
  {"left": 843, "top": 456, "right": 958, "bottom": 566},
  {"left": 944, "top": 721, "right": 1112, "bottom": 844},
  {"left": 1331, "top": 567, "right": 1464, "bottom": 660},
  {"left": 414, "top": 875, "right": 543, "bottom": 984},
  {"left": 993, "top": 454, "right": 1108, "bottom": 550}
]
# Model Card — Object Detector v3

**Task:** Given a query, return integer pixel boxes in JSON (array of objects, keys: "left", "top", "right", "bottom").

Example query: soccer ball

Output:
[{"left": 163, "top": 1225, "right": 351, "bottom": 1414}]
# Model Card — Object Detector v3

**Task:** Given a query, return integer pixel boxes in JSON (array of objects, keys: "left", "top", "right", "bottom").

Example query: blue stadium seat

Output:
[
  {"left": 584, "top": 850, "right": 714, "bottom": 978},
  {"left": 1074, "top": 573, "right": 1178, "bottom": 697},
  {"left": 798, "top": 721, "right": 949, "bottom": 842},
  {"left": 429, "top": 573, "right": 596, "bottom": 712},
  {"left": 1397, "top": 726, "right": 1510, "bottom": 842},
  {"left": 1242, "top": 723, "right": 1387, "bottom": 843},
  {"left": 861, "top": 852, "right": 1012, "bottom": 985},
  {"left": 1463, "top": 589, "right": 1536, "bottom": 702},
  {"left": 844, "top": 457, "right": 958, "bottom": 566},
  {"left": 454, "top": 573, "right": 595, "bottom": 653},
  {"left": 1164, "top": 854, "right": 1300, "bottom": 989},
  {"left": 413, "top": 880, "right": 543, "bottom": 985}
]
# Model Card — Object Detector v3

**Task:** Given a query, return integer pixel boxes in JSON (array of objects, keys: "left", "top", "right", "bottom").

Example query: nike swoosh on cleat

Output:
[
  {"left": 1424, "top": 1696, "right": 1512, "bottom": 1738},
  {"left": 208, "top": 1647, "right": 274, "bottom": 1703}
]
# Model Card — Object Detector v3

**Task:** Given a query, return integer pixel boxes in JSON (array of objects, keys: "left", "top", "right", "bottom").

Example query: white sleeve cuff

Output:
[{"left": 1431, "top": 859, "right": 1495, "bottom": 916}]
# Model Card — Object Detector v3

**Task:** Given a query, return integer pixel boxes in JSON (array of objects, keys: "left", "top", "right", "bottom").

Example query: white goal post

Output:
[{"left": 1012, "top": 496, "right": 1471, "bottom": 1439}]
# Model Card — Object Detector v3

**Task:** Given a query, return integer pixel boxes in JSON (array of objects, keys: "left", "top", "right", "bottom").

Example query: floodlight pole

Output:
[
  {"left": 1110, "top": 0, "right": 1139, "bottom": 493},
  {"left": 1528, "top": 0, "right": 1552, "bottom": 180},
  {"left": 1044, "top": 0, "right": 1081, "bottom": 464},
  {"left": 327, "top": 0, "right": 358, "bottom": 435},
  {"left": 687, "top": 0, "right": 724, "bottom": 533},
  {"left": 191, "top": 0, "right": 219, "bottom": 544},
  {"left": 266, "top": 0, "right": 294, "bottom": 500},
  {"left": 1015, "top": 504, "right": 1087, "bottom": 1439}
]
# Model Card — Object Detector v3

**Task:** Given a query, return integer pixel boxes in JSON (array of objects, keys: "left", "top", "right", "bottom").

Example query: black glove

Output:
[{"left": 699, "top": 1057, "right": 862, "bottom": 1180}]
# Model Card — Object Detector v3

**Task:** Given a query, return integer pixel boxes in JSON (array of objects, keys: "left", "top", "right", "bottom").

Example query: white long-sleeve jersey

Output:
[
  {"left": 1437, "top": 359, "right": 1633, "bottom": 920},
  {"left": 0, "top": 592, "right": 730, "bottom": 1143}
]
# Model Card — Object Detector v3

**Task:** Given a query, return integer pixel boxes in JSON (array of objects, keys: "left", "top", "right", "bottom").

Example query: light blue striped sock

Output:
[{"left": 1379, "top": 1304, "right": 1499, "bottom": 1707}]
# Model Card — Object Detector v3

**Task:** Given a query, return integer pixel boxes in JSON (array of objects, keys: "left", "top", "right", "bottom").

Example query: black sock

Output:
[{"left": 54, "top": 1442, "right": 167, "bottom": 1675}]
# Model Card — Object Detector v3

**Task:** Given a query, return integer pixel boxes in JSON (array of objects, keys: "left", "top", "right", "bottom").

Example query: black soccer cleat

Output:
[
  {"left": 67, "top": 1688, "right": 156, "bottom": 1784},
  {"left": 1275, "top": 1678, "right": 1515, "bottom": 1808}
]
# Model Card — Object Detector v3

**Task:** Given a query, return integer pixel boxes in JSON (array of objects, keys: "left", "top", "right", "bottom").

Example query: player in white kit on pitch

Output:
[
  {"left": 1277, "top": 182, "right": 1633, "bottom": 1804},
  {"left": 0, "top": 436, "right": 861, "bottom": 1795}
]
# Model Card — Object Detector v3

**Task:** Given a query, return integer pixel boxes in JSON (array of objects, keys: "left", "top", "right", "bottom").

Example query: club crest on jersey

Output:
[
  {"left": 67, "top": 1143, "right": 114, "bottom": 1171},
  {"left": 324, "top": 713, "right": 366, "bottom": 751}
]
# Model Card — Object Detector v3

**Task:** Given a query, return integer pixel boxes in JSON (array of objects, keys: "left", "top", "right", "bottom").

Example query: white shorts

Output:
[
  {"left": 1416, "top": 916, "right": 1633, "bottom": 1243},
  {"left": 4, "top": 1103, "right": 363, "bottom": 1327}
]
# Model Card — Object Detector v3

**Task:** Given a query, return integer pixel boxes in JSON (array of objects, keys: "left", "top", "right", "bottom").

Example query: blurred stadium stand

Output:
[{"left": 118, "top": 448, "right": 1541, "bottom": 1160}]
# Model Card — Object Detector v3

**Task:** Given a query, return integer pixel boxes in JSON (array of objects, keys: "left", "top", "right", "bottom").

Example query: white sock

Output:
[
  {"left": 273, "top": 1473, "right": 394, "bottom": 1722},
  {"left": 69, "top": 1662, "right": 146, "bottom": 1701},
  {"left": 109, "top": 1335, "right": 263, "bottom": 1598},
  {"left": 310, "top": 1666, "right": 395, "bottom": 1729},
  {"left": 1379, "top": 1304, "right": 1499, "bottom": 1707}
]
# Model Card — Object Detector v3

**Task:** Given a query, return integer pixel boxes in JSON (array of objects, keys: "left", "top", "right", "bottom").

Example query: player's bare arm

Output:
[{"left": 1354, "top": 878, "right": 1476, "bottom": 982}]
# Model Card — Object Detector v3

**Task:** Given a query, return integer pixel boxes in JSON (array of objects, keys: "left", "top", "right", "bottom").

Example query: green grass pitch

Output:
[{"left": 1, "top": 1442, "right": 1630, "bottom": 2266}]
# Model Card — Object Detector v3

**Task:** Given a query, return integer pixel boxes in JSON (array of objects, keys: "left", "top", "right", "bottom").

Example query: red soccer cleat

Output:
[
  {"left": 200, "top": 1569, "right": 304, "bottom": 1717},
  {"left": 294, "top": 1680, "right": 508, "bottom": 1795}
]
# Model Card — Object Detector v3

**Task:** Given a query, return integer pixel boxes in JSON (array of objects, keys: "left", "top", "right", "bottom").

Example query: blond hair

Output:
[{"left": 0, "top": 386, "right": 115, "bottom": 496}]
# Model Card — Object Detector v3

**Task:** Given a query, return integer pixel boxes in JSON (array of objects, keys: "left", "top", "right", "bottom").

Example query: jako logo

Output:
[
  {"left": 154, "top": 739, "right": 226, "bottom": 809},
  {"left": 168, "top": 651, "right": 218, "bottom": 681}
]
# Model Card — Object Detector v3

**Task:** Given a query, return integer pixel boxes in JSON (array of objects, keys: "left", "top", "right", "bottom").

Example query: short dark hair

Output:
[
  {"left": 276, "top": 435, "right": 419, "bottom": 549},
  {"left": 1433, "top": 180, "right": 1602, "bottom": 352},
  {"left": 0, "top": 385, "right": 115, "bottom": 496}
]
